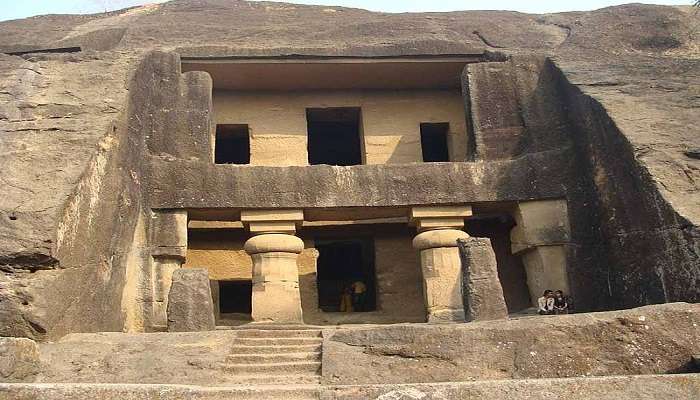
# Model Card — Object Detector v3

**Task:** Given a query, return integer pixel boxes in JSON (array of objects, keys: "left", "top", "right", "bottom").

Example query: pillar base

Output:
[
  {"left": 250, "top": 252, "right": 303, "bottom": 323},
  {"left": 427, "top": 308, "right": 466, "bottom": 323},
  {"left": 414, "top": 229, "right": 470, "bottom": 324}
]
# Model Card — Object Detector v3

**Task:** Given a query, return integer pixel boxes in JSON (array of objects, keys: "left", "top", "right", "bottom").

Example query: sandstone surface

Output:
[
  {"left": 167, "top": 268, "right": 216, "bottom": 332},
  {"left": 0, "top": 0, "right": 697, "bottom": 343}
]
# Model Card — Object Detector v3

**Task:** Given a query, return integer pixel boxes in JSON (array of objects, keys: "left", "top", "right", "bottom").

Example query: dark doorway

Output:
[
  {"left": 219, "top": 280, "right": 252, "bottom": 315},
  {"left": 316, "top": 238, "right": 376, "bottom": 312},
  {"left": 215, "top": 124, "right": 250, "bottom": 164},
  {"left": 465, "top": 214, "right": 532, "bottom": 313},
  {"left": 307, "top": 107, "right": 363, "bottom": 166},
  {"left": 420, "top": 122, "right": 450, "bottom": 162}
]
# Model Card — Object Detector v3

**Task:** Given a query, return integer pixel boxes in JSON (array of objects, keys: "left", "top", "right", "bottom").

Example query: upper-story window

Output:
[
  {"left": 215, "top": 124, "right": 250, "bottom": 164},
  {"left": 307, "top": 107, "right": 363, "bottom": 166},
  {"left": 420, "top": 122, "right": 450, "bottom": 162}
]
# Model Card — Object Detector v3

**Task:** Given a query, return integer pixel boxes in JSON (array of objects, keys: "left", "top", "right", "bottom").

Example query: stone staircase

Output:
[{"left": 218, "top": 326, "right": 323, "bottom": 385}]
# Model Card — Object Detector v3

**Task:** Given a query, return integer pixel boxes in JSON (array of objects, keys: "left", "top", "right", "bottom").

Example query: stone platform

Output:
[
  {"left": 1, "top": 374, "right": 699, "bottom": 399},
  {"left": 1, "top": 303, "right": 699, "bottom": 399}
]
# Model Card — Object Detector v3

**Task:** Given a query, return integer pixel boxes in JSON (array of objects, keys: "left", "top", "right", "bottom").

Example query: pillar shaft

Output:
[
  {"left": 242, "top": 210, "right": 304, "bottom": 324},
  {"left": 411, "top": 206, "right": 472, "bottom": 323},
  {"left": 150, "top": 210, "right": 188, "bottom": 331},
  {"left": 510, "top": 200, "right": 571, "bottom": 306}
]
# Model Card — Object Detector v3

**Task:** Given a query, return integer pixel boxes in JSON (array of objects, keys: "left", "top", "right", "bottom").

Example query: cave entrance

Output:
[
  {"left": 316, "top": 238, "right": 376, "bottom": 312},
  {"left": 215, "top": 124, "right": 250, "bottom": 164},
  {"left": 219, "top": 280, "right": 252, "bottom": 318},
  {"left": 307, "top": 107, "right": 363, "bottom": 166},
  {"left": 420, "top": 122, "right": 450, "bottom": 162},
  {"left": 465, "top": 213, "right": 532, "bottom": 313}
]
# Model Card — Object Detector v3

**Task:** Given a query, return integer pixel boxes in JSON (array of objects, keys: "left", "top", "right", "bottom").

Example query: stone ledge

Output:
[
  {"left": 147, "top": 150, "right": 572, "bottom": 209},
  {"left": 1, "top": 374, "right": 699, "bottom": 400}
]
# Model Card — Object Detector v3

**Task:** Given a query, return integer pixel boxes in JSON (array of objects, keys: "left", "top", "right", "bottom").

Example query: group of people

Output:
[
  {"left": 339, "top": 280, "right": 367, "bottom": 312},
  {"left": 537, "top": 289, "right": 571, "bottom": 315}
]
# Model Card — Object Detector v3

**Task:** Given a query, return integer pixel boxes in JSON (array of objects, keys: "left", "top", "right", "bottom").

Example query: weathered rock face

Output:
[
  {"left": 458, "top": 238, "right": 508, "bottom": 321},
  {"left": 0, "top": 1, "right": 697, "bottom": 339},
  {"left": 166, "top": 268, "right": 215, "bottom": 332},
  {"left": 322, "top": 303, "right": 700, "bottom": 384},
  {"left": 0, "top": 338, "right": 39, "bottom": 382},
  {"left": 1, "top": 375, "right": 700, "bottom": 400},
  {"left": 321, "top": 375, "right": 700, "bottom": 400},
  {"left": 0, "top": 303, "right": 691, "bottom": 387}
]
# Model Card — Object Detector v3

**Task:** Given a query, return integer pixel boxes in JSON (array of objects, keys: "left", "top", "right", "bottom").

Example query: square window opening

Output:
[
  {"left": 315, "top": 238, "right": 376, "bottom": 312},
  {"left": 420, "top": 122, "right": 450, "bottom": 162},
  {"left": 215, "top": 124, "right": 250, "bottom": 164},
  {"left": 307, "top": 107, "right": 363, "bottom": 166},
  {"left": 219, "top": 280, "right": 252, "bottom": 315}
]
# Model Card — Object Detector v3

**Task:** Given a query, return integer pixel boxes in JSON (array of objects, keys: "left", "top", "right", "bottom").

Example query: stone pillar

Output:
[
  {"left": 150, "top": 209, "right": 188, "bottom": 330},
  {"left": 167, "top": 268, "right": 216, "bottom": 332},
  {"left": 510, "top": 200, "right": 571, "bottom": 306},
  {"left": 411, "top": 206, "right": 472, "bottom": 323},
  {"left": 242, "top": 210, "right": 304, "bottom": 323},
  {"left": 457, "top": 237, "right": 509, "bottom": 322}
]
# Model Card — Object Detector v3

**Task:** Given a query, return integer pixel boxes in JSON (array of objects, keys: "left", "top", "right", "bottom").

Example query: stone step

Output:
[
  {"left": 236, "top": 329, "right": 322, "bottom": 338},
  {"left": 221, "top": 361, "right": 322, "bottom": 374},
  {"left": 231, "top": 374, "right": 322, "bottom": 385},
  {"left": 226, "top": 352, "right": 321, "bottom": 363},
  {"left": 0, "top": 383, "right": 320, "bottom": 400},
  {"left": 230, "top": 344, "right": 322, "bottom": 354},
  {"left": 235, "top": 337, "right": 323, "bottom": 346},
  {"left": 218, "top": 323, "right": 324, "bottom": 331}
]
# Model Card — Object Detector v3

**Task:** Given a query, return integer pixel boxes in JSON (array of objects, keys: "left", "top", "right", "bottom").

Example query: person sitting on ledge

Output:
[
  {"left": 553, "top": 290, "right": 569, "bottom": 314},
  {"left": 537, "top": 290, "right": 554, "bottom": 315}
]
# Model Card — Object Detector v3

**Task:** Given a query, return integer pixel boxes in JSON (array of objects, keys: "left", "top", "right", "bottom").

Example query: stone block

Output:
[
  {"left": 522, "top": 245, "right": 570, "bottom": 304},
  {"left": 0, "top": 338, "right": 39, "bottom": 382},
  {"left": 241, "top": 209, "right": 304, "bottom": 223},
  {"left": 410, "top": 206, "right": 472, "bottom": 220},
  {"left": 167, "top": 269, "right": 215, "bottom": 332},
  {"left": 150, "top": 209, "right": 188, "bottom": 259},
  {"left": 511, "top": 199, "right": 570, "bottom": 254},
  {"left": 458, "top": 238, "right": 508, "bottom": 322}
]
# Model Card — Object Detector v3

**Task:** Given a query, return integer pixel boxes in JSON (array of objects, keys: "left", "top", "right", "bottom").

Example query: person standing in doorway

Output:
[
  {"left": 339, "top": 285, "right": 353, "bottom": 312},
  {"left": 351, "top": 280, "right": 367, "bottom": 312}
]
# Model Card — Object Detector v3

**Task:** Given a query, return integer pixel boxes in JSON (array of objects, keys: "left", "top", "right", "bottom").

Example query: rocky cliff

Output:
[{"left": 0, "top": 1, "right": 698, "bottom": 339}]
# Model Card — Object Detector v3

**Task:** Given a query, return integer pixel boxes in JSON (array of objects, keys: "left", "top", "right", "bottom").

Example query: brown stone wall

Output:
[
  {"left": 183, "top": 230, "right": 251, "bottom": 281},
  {"left": 185, "top": 225, "right": 426, "bottom": 324},
  {"left": 213, "top": 89, "right": 468, "bottom": 165}
]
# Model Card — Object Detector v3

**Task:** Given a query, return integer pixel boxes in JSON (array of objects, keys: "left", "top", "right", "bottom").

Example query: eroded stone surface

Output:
[
  {"left": 0, "top": 338, "right": 39, "bottom": 382},
  {"left": 458, "top": 237, "right": 508, "bottom": 322},
  {"left": 0, "top": 1, "right": 697, "bottom": 340},
  {"left": 0, "top": 303, "right": 690, "bottom": 386},
  {"left": 166, "top": 269, "right": 215, "bottom": 332},
  {"left": 322, "top": 303, "right": 700, "bottom": 384}
]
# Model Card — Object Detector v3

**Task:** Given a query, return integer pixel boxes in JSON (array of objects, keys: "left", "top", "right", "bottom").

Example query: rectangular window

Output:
[
  {"left": 215, "top": 124, "right": 250, "bottom": 164},
  {"left": 219, "top": 280, "right": 252, "bottom": 315},
  {"left": 420, "top": 122, "right": 450, "bottom": 162},
  {"left": 307, "top": 107, "right": 363, "bottom": 166}
]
